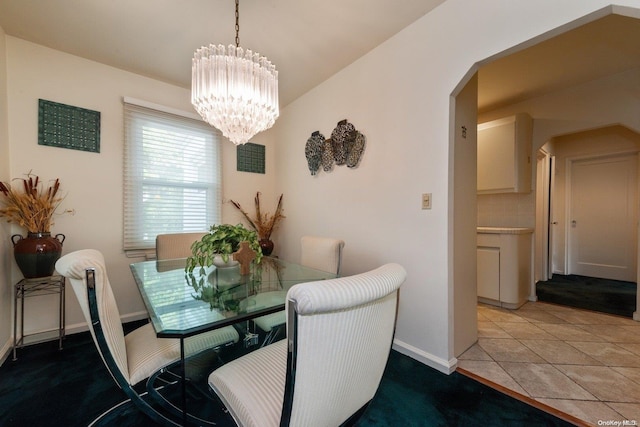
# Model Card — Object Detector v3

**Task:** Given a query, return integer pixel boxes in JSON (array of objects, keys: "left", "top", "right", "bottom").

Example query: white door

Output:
[{"left": 568, "top": 154, "right": 638, "bottom": 281}]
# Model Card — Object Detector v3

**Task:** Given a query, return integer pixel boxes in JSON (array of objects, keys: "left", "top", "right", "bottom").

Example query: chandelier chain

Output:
[{"left": 235, "top": 0, "right": 240, "bottom": 48}]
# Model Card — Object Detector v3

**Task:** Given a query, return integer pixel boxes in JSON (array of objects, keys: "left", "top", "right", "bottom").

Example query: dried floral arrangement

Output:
[
  {"left": 0, "top": 172, "right": 71, "bottom": 233},
  {"left": 230, "top": 192, "right": 285, "bottom": 240}
]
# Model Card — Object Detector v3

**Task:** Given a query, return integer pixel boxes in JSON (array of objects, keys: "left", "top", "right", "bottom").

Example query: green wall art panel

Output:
[
  {"left": 237, "top": 142, "right": 265, "bottom": 174},
  {"left": 38, "top": 99, "right": 101, "bottom": 153}
]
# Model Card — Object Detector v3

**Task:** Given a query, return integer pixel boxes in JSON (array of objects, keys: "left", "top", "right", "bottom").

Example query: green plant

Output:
[{"left": 186, "top": 223, "right": 262, "bottom": 273}]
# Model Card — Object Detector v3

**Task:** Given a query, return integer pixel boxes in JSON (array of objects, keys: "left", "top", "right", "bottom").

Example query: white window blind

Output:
[{"left": 123, "top": 101, "right": 221, "bottom": 251}]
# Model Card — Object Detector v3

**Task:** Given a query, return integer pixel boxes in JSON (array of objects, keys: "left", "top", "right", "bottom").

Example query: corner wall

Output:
[
  {"left": 0, "top": 24, "right": 11, "bottom": 361},
  {"left": 2, "top": 37, "right": 276, "bottom": 351},
  {"left": 272, "top": 1, "right": 639, "bottom": 372}
]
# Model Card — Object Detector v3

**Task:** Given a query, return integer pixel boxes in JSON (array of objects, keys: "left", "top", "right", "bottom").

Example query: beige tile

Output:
[
  {"left": 478, "top": 305, "right": 528, "bottom": 323},
  {"left": 587, "top": 312, "right": 637, "bottom": 326},
  {"left": 457, "top": 360, "right": 528, "bottom": 396},
  {"left": 568, "top": 341, "right": 640, "bottom": 367},
  {"left": 611, "top": 367, "right": 640, "bottom": 385},
  {"left": 478, "top": 321, "right": 511, "bottom": 338},
  {"left": 516, "top": 301, "right": 559, "bottom": 313},
  {"left": 497, "top": 322, "right": 557, "bottom": 340},
  {"left": 536, "top": 398, "right": 622, "bottom": 426},
  {"left": 620, "top": 325, "right": 640, "bottom": 341},
  {"left": 550, "top": 309, "right": 626, "bottom": 325},
  {"left": 537, "top": 323, "right": 605, "bottom": 342},
  {"left": 478, "top": 338, "right": 546, "bottom": 363},
  {"left": 532, "top": 302, "right": 576, "bottom": 312},
  {"left": 471, "top": 301, "right": 640, "bottom": 424},
  {"left": 579, "top": 324, "right": 640, "bottom": 343},
  {"left": 606, "top": 402, "right": 640, "bottom": 424},
  {"left": 595, "top": 315, "right": 640, "bottom": 326},
  {"left": 520, "top": 339, "right": 601, "bottom": 365},
  {"left": 625, "top": 343, "right": 640, "bottom": 357},
  {"left": 557, "top": 365, "right": 640, "bottom": 403},
  {"left": 515, "top": 309, "right": 567, "bottom": 324},
  {"left": 500, "top": 362, "right": 595, "bottom": 400},
  {"left": 477, "top": 310, "right": 491, "bottom": 321},
  {"left": 458, "top": 343, "right": 493, "bottom": 361}
]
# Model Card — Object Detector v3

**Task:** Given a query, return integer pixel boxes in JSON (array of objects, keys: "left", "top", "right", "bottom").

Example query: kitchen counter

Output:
[{"left": 477, "top": 226, "right": 534, "bottom": 235}]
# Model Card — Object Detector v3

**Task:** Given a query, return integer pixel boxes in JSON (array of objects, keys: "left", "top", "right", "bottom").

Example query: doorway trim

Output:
[{"left": 451, "top": 5, "right": 640, "bottom": 359}]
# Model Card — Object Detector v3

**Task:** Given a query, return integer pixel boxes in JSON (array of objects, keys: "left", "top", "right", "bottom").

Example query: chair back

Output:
[
  {"left": 55, "top": 249, "right": 131, "bottom": 384},
  {"left": 299, "top": 235, "right": 345, "bottom": 275},
  {"left": 156, "top": 232, "right": 207, "bottom": 260},
  {"left": 283, "top": 263, "right": 406, "bottom": 426}
]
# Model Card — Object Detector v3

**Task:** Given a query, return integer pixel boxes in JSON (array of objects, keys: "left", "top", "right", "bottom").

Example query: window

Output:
[{"left": 123, "top": 99, "right": 221, "bottom": 251}]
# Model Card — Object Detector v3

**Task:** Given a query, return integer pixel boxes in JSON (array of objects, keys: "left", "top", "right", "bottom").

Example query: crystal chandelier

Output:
[{"left": 191, "top": 0, "right": 279, "bottom": 145}]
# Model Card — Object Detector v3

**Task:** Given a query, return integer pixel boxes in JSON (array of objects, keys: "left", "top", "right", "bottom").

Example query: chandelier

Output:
[{"left": 191, "top": 0, "right": 279, "bottom": 145}]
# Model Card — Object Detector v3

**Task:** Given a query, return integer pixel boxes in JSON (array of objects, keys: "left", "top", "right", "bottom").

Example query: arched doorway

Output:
[{"left": 452, "top": 8, "right": 640, "bottom": 357}]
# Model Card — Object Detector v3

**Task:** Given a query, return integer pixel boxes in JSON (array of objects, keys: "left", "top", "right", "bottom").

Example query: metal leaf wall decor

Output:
[
  {"left": 305, "top": 131, "right": 324, "bottom": 175},
  {"left": 304, "top": 120, "right": 366, "bottom": 175}
]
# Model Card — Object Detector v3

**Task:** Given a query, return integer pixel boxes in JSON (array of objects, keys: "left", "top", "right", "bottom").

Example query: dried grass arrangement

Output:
[
  {"left": 0, "top": 172, "right": 70, "bottom": 233},
  {"left": 230, "top": 192, "right": 284, "bottom": 240}
]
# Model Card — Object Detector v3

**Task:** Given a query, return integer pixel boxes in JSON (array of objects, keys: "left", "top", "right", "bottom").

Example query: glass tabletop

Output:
[{"left": 130, "top": 257, "right": 337, "bottom": 339}]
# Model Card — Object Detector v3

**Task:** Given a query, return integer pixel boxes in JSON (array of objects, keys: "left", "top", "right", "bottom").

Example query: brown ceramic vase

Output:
[{"left": 11, "top": 232, "right": 65, "bottom": 278}]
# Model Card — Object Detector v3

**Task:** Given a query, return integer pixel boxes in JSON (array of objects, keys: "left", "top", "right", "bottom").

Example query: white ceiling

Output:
[
  {"left": 0, "top": 2, "right": 638, "bottom": 111},
  {"left": 478, "top": 13, "right": 640, "bottom": 112},
  {"left": 0, "top": 0, "right": 445, "bottom": 107}
]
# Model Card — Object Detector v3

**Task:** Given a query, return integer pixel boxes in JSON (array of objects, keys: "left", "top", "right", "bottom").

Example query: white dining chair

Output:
[
  {"left": 56, "top": 249, "right": 239, "bottom": 426},
  {"left": 209, "top": 263, "right": 406, "bottom": 427},
  {"left": 300, "top": 235, "right": 345, "bottom": 275},
  {"left": 155, "top": 231, "right": 208, "bottom": 260},
  {"left": 253, "top": 236, "right": 345, "bottom": 346}
]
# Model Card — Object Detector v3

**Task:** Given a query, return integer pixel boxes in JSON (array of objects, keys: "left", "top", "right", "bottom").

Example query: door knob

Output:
[{"left": 571, "top": 220, "right": 577, "bottom": 227}]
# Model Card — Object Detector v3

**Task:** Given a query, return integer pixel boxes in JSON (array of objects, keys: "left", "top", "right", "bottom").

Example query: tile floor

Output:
[{"left": 458, "top": 302, "right": 640, "bottom": 426}]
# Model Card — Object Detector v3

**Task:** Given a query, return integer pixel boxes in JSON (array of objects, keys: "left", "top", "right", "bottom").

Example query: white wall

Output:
[
  {"left": 4, "top": 0, "right": 640, "bottom": 373},
  {"left": 2, "top": 37, "right": 275, "bottom": 348},
  {"left": 451, "top": 73, "right": 479, "bottom": 356},
  {"left": 0, "top": 24, "right": 11, "bottom": 361},
  {"left": 271, "top": 1, "right": 640, "bottom": 372}
]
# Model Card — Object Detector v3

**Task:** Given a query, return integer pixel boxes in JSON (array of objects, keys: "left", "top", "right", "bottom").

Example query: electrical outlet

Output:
[{"left": 422, "top": 193, "right": 432, "bottom": 210}]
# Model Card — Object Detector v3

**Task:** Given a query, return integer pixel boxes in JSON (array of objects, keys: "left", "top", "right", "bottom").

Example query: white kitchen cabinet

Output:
[
  {"left": 477, "top": 247, "right": 500, "bottom": 301},
  {"left": 477, "top": 113, "right": 533, "bottom": 194},
  {"left": 477, "top": 227, "right": 533, "bottom": 309}
]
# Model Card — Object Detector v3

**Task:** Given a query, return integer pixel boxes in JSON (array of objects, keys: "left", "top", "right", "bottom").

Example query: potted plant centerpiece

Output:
[
  {"left": 230, "top": 192, "right": 284, "bottom": 256},
  {"left": 0, "top": 172, "right": 71, "bottom": 278},
  {"left": 185, "top": 223, "right": 263, "bottom": 274}
]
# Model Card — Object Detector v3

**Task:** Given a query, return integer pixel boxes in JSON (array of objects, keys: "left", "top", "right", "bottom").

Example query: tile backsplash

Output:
[{"left": 477, "top": 192, "right": 535, "bottom": 228}]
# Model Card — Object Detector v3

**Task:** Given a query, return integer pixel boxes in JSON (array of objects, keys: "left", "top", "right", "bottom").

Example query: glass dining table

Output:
[
  {"left": 130, "top": 256, "right": 337, "bottom": 339},
  {"left": 129, "top": 256, "right": 337, "bottom": 425}
]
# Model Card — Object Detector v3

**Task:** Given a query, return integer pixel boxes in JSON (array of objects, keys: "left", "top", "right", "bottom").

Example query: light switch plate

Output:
[{"left": 422, "top": 193, "right": 432, "bottom": 210}]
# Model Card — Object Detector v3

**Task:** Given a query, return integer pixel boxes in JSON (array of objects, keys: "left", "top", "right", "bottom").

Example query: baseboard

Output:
[
  {"left": 634, "top": 311, "right": 639, "bottom": 322},
  {"left": 0, "top": 339, "right": 12, "bottom": 365},
  {"left": 65, "top": 310, "right": 149, "bottom": 335},
  {"left": 392, "top": 338, "right": 457, "bottom": 374},
  {"left": 0, "top": 310, "right": 150, "bottom": 366}
]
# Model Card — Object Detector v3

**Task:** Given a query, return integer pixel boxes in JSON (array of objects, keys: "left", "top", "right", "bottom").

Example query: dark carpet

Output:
[
  {"left": 536, "top": 274, "right": 637, "bottom": 318},
  {"left": 0, "top": 324, "right": 574, "bottom": 427}
]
